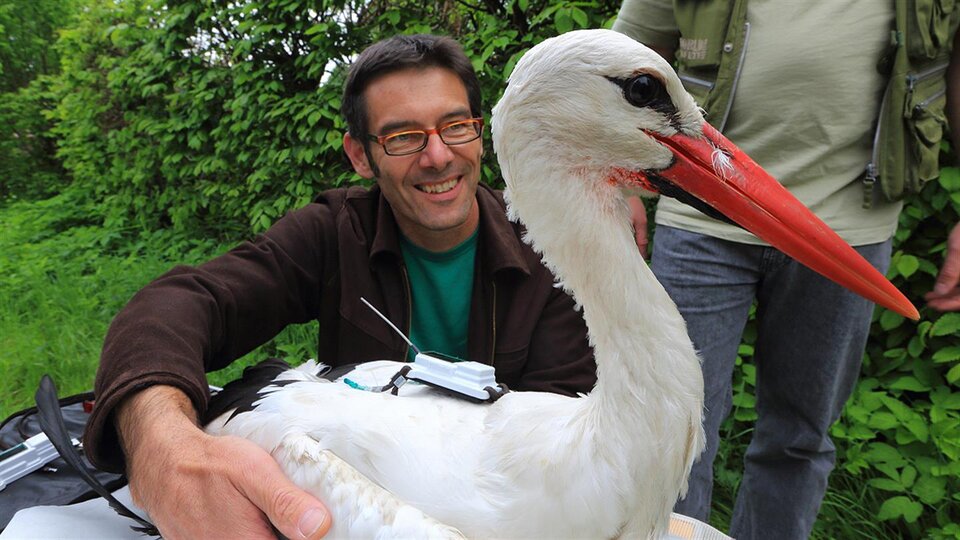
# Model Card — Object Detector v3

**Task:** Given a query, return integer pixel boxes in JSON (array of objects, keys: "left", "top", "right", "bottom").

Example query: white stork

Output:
[{"left": 205, "top": 29, "right": 917, "bottom": 539}]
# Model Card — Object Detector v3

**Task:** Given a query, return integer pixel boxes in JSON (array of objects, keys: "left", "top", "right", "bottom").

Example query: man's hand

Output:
[
  {"left": 926, "top": 222, "right": 960, "bottom": 312},
  {"left": 117, "top": 385, "right": 332, "bottom": 539},
  {"left": 627, "top": 196, "right": 650, "bottom": 259}
]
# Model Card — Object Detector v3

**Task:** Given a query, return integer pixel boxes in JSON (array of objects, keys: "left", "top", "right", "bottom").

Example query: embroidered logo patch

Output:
[{"left": 677, "top": 38, "right": 708, "bottom": 61}]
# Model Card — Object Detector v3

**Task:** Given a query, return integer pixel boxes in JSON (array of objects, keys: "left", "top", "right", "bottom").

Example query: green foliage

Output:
[
  {"left": 0, "top": 0, "right": 77, "bottom": 91},
  {"left": 0, "top": 0, "right": 77, "bottom": 201},
  {"left": 49, "top": 0, "right": 620, "bottom": 238}
]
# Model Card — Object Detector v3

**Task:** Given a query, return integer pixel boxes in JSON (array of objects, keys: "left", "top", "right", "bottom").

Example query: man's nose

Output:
[{"left": 418, "top": 133, "right": 455, "bottom": 169}]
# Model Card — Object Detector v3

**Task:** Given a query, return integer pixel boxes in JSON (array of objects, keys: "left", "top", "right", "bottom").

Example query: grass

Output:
[{"left": 0, "top": 194, "right": 317, "bottom": 419}]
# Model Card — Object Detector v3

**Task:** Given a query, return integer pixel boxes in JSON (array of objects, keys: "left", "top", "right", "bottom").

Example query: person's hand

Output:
[
  {"left": 926, "top": 222, "right": 960, "bottom": 311},
  {"left": 118, "top": 385, "right": 332, "bottom": 539},
  {"left": 627, "top": 196, "right": 649, "bottom": 259}
]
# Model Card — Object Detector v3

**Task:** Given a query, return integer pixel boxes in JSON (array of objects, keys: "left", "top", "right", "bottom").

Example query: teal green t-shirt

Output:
[{"left": 400, "top": 230, "right": 478, "bottom": 362}]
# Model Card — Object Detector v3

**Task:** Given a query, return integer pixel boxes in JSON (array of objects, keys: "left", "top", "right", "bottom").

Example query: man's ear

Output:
[{"left": 343, "top": 132, "right": 375, "bottom": 179}]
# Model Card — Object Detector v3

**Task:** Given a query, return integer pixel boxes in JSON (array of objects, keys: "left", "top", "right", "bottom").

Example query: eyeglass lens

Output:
[{"left": 383, "top": 119, "right": 481, "bottom": 155}]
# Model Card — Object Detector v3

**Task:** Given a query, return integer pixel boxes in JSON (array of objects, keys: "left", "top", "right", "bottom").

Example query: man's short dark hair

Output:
[{"left": 341, "top": 34, "right": 482, "bottom": 150}]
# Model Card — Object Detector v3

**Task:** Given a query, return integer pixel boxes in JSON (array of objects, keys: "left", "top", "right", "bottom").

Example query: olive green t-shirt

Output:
[
  {"left": 400, "top": 230, "right": 478, "bottom": 361},
  {"left": 614, "top": 0, "right": 901, "bottom": 246}
]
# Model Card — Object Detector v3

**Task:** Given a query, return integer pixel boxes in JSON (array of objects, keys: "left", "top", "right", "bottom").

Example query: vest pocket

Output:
[
  {"left": 905, "top": 69, "right": 949, "bottom": 193},
  {"left": 908, "top": 0, "right": 957, "bottom": 61}
]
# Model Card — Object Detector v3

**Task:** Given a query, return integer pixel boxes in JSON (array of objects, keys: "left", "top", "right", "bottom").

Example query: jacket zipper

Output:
[
  {"left": 489, "top": 281, "right": 497, "bottom": 365},
  {"left": 717, "top": 21, "right": 751, "bottom": 132},
  {"left": 401, "top": 265, "right": 413, "bottom": 361}
]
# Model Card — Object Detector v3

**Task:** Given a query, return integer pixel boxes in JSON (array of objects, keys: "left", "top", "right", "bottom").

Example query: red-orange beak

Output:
[{"left": 638, "top": 122, "right": 918, "bottom": 320}]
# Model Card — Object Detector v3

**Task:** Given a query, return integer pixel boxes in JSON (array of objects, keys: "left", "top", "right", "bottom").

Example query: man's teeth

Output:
[{"left": 418, "top": 178, "right": 458, "bottom": 194}]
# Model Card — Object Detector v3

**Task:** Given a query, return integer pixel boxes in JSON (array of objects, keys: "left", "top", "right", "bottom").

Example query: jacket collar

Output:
[{"left": 367, "top": 183, "right": 530, "bottom": 277}]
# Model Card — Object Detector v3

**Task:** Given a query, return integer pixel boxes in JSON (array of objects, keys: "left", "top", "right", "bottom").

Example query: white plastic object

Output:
[
  {"left": 0, "top": 432, "right": 76, "bottom": 491},
  {"left": 407, "top": 352, "right": 502, "bottom": 401}
]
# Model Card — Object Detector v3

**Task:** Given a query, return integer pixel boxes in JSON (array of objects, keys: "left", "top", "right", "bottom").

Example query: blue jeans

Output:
[{"left": 651, "top": 225, "right": 892, "bottom": 540}]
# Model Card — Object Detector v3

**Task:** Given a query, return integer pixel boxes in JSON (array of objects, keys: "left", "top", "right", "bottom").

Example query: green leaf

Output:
[
  {"left": 868, "top": 411, "right": 899, "bottom": 429},
  {"left": 867, "top": 478, "right": 905, "bottom": 492},
  {"left": 877, "top": 496, "right": 923, "bottom": 522},
  {"left": 880, "top": 309, "right": 904, "bottom": 331},
  {"left": 889, "top": 376, "right": 929, "bottom": 392},
  {"left": 896, "top": 254, "right": 920, "bottom": 278},
  {"left": 864, "top": 442, "right": 906, "bottom": 466},
  {"left": 903, "top": 414, "right": 929, "bottom": 442},
  {"left": 900, "top": 465, "right": 917, "bottom": 487},
  {"left": 570, "top": 7, "right": 589, "bottom": 28},
  {"left": 913, "top": 475, "right": 947, "bottom": 505},
  {"left": 939, "top": 391, "right": 960, "bottom": 409},
  {"left": 933, "top": 346, "right": 960, "bottom": 363},
  {"left": 938, "top": 166, "right": 960, "bottom": 190},
  {"left": 931, "top": 313, "right": 960, "bottom": 336},
  {"left": 948, "top": 363, "right": 960, "bottom": 384},
  {"left": 907, "top": 336, "right": 924, "bottom": 357},
  {"left": 554, "top": 8, "right": 573, "bottom": 34}
]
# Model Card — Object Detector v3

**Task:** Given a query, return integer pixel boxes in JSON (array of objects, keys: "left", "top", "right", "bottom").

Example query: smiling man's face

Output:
[{"left": 343, "top": 67, "right": 482, "bottom": 252}]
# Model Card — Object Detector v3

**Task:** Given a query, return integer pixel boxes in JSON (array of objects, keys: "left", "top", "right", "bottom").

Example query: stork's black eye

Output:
[
  {"left": 624, "top": 74, "right": 668, "bottom": 108},
  {"left": 606, "top": 74, "right": 677, "bottom": 119}
]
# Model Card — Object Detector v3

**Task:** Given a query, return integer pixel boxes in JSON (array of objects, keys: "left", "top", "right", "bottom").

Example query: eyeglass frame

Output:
[{"left": 366, "top": 117, "right": 484, "bottom": 156}]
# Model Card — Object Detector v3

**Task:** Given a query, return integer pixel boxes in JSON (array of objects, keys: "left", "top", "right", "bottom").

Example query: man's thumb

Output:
[{"left": 248, "top": 470, "right": 332, "bottom": 539}]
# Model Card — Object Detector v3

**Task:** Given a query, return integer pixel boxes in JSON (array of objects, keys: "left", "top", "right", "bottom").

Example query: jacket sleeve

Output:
[
  {"left": 84, "top": 203, "right": 337, "bottom": 472},
  {"left": 515, "top": 284, "right": 597, "bottom": 397}
]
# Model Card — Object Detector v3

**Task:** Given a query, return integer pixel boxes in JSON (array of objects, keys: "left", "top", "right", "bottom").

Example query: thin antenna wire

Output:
[{"left": 360, "top": 297, "right": 421, "bottom": 355}]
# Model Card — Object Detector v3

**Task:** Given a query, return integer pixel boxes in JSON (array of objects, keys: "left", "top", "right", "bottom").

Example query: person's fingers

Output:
[
  {"left": 239, "top": 454, "right": 332, "bottom": 540},
  {"left": 925, "top": 292, "right": 960, "bottom": 312},
  {"left": 933, "top": 247, "right": 960, "bottom": 295},
  {"left": 627, "top": 196, "right": 649, "bottom": 259},
  {"left": 927, "top": 223, "right": 960, "bottom": 311}
]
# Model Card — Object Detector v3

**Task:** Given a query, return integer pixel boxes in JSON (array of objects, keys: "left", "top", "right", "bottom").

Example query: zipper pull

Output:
[{"left": 863, "top": 163, "right": 877, "bottom": 209}]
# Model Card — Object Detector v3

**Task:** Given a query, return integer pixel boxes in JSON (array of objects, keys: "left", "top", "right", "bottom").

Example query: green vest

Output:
[{"left": 671, "top": 0, "right": 960, "bottom": 207}]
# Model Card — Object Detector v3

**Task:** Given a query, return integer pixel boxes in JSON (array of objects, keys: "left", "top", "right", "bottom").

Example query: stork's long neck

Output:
[{"left": 505, "top": 163, "right": 701, "bottom": 432}]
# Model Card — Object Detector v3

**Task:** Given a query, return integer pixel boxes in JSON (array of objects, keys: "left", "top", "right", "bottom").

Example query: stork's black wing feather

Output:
[
  {"left": 202, "top": 358, "right": 296, "bottom": 426},
  {"left": 34, "top": 376, "right": 160, "bottom": 536}
]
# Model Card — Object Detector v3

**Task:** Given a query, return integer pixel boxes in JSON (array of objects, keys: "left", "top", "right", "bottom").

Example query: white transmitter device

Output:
[{"left": 360, "top": 297, "right": 507, "bottom": 403}]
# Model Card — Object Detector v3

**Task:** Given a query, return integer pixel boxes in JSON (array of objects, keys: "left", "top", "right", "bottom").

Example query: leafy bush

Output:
[
  {"left": 0, "top": 0, "right": 76, "bottom": 201},
  {"left": 50, "top": 0, "right": 620, "bottom": 239}
]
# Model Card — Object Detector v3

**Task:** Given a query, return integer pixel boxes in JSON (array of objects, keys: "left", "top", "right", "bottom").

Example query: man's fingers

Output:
[
  {"left": 928, "top": 223, "right": 960, "bottom": 311},
  {"left": 241, "top": 459, "right": 332, "bottom": 540}
]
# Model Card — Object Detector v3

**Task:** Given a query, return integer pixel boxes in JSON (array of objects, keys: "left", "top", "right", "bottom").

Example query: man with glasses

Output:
[{"left": 82, "top": 34, "right": 597, "bottom": 539}]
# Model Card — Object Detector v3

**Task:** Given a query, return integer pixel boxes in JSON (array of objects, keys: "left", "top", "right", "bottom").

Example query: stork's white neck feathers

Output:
[{"left": 492, "top": 31, "right": 706, "bottom": 530}]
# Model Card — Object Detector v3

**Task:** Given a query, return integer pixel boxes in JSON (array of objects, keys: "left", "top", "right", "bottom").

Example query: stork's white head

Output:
[
  {"left": 491, "top": 29, "right": 919, "bottom": 320},
  {"left": 492, "top": 29, "right": 701, "bottom": 192}
]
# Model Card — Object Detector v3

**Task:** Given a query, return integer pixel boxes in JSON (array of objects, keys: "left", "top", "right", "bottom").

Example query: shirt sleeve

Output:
[
  {"left": 612, "top": 0, "right": 680, "bottom": 50},
  {"left": 83, "top": 204, "right": 335, "bottom": 472}
]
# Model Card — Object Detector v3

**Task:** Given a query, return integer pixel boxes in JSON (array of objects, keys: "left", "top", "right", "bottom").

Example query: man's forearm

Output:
[{"left": 116, "top": 385, "right": 202, "bottom": 466}]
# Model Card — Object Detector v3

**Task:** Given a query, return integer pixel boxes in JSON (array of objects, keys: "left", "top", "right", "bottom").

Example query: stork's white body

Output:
[{"left": 207, "top": 29, "right": 706, "bottom": 539}]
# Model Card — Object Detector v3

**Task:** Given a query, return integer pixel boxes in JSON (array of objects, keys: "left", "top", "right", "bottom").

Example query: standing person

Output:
[
  {"left": 614, "top": 2, "right": 960, "bottom": 539},
  {"left": 82, "top": 34, "right": 597, "bottom": 539}
]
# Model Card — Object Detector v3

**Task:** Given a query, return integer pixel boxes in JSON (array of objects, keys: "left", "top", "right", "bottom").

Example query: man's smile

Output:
[{"left": 415, "top": 177, "right": 460, "bottom": 195}]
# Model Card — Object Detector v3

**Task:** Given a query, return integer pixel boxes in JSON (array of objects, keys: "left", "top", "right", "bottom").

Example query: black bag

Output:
[
  {"left": 0, "top": 391, "right": 126, "bottom": 529},
  {"left": 0, "top": 378, "right": 156, "bottom": 535}
]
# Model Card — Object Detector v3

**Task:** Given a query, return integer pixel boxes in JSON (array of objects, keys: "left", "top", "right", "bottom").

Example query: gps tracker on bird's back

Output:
[{"left": 359, "top": 297, "right": 507, "bottom": 402}]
